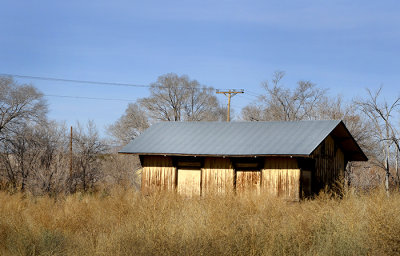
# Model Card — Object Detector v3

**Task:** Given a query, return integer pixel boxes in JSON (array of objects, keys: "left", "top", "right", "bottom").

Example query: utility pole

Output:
[{"left": 216, "top": 89, "right": 244, "bottom": 122}]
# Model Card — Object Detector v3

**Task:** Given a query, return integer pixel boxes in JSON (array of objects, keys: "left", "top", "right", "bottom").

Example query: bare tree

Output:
[
  {"left": 31, "top": 121, "right": 69, "bottom": 195},
  {"left": 183, "top": 83, "right": 226, "bottom": 121},
  {"left": 0, "top": 77, "right": 146, "bottom": 194},
  {"left": 241, "top": 71, "right": 327, "bottom": 121},
  {"left": 139, "top": 73, "right": 225, "bottom": 122},
  {"left": 241, "top": 72, "right": 380, "bottom": 188},
  {"left": 0, "top": 123, "right": 46, "bottom": 191},
  {"left": 355, "top": 87, "right": 400, "bottom": 193},
  {"left": 241, "top": 105, "right": 265, "bottom": 122},
  {"left": 107, "top": 103, "right": 149, "bottom": 145},
  {"left": 394, "top": 137, "right": 400, "bottom": 189},
  {"left": 0, "top": 76, "right": 47, "bottom": 140},
  {"left": 316, "top": 96, "right": 374, "bottom": 153},
  {"left": 71, "top": 121, "right": 108, "bottom": 192},
  {"left": 0, "top": 137, "right": 19, "bottom": 190},
  {"left": 100, "top": 153, "right": 142, "bottom": 190},
  {"left": 0, "top": 77, "right": 48, "bottom": 191}
]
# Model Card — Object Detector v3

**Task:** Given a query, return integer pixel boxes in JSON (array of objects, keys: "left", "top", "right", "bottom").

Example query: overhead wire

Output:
[
  {"left": 241, "top": 95, "right": 259, "bottom": 101},
  {"left": 3, "top": 73, "right": 255, "bottom": 107},
  {"left": 0, "top": 73, "right": 150, "bottom": 88},
  {"left": 2, "top": 73, "right": 256, "bottom": 95},
  {"left": 0, "top": 73, "right": 221, "bottom": 91},
  {"left": 246, "top": 90, "right": 264, "bottom": 98},
  {"left": 44, "top": 94, "right": 136, "bottom": 102}
]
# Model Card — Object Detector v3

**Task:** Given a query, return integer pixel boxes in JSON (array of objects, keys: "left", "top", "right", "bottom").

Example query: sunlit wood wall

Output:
[
  {"left": 201, "top": 158, "right": 234, "bottom": 195},
  {"left": 262, "top": 157, "right": 300, "bottom": 201},
  {"left": 141, "top": 156, "right": 176, "bottom": 194}
]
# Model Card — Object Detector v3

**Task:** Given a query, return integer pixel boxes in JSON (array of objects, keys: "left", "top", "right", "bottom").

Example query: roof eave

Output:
[{"left": 118, "top": 152, "right": 310, "bottom": 158}]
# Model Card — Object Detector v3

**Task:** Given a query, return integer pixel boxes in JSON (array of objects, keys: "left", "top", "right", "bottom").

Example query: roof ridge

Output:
[{"left": 151, "top": 119, "right": 342, "bottom": 124}]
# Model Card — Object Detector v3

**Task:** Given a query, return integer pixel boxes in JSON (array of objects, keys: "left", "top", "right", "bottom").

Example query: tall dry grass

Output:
[{"left": 1, "top": 187, "right": 400, "bottom": 256}]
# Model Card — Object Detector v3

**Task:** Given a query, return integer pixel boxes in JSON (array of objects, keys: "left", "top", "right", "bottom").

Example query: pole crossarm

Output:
[{"left": 216, "top": 89, "right": 244, "bottom": 122}]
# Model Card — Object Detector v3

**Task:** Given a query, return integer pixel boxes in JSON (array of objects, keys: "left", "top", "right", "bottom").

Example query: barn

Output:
[{"left": 120, "top": 120, "right": 367, "bottom": 200}]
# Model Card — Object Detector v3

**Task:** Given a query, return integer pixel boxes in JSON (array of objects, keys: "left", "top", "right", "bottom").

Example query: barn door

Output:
[
  {"left": 177, "top": 169, "right": 201, "bottom": 197},
  {"left": 236, "top": 170, "right": 261, "bottom": 195}
]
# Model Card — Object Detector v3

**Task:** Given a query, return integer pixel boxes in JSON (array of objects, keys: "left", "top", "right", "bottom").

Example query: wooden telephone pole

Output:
[{"left": 216, "top": 89, "right": 244, "bottom": 122}]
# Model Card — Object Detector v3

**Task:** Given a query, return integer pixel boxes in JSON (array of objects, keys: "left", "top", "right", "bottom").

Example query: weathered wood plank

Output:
[
  {"left": 141, "top": 156, "right": 176, "bottom": 194},
  {"left": 262, "top": 158, "right": 300, "bottom": 201},
  {"left": 177, "top": 169, "right": 201, "bottom": 197},
  {"left": 301, "top": 170, "right": 312, "bottom": 197},
  {"left": 311, "top": 135, "right": 345, "bottom": 192},
  {"left": 236, "top": 170, "right": 261, "bottom": 195},
  {"left": 201, "top": 158, "right": 234, "bottom": 195}
]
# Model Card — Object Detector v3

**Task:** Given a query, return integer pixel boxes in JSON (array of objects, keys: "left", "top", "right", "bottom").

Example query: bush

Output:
[{"left": 0, "top": 188, "right": 400, "bottom": 255}]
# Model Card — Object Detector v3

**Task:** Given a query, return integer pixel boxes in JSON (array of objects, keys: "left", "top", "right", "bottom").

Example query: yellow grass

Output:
[{"left": 1, "top": 187, "right": 400, "bottom": 255}]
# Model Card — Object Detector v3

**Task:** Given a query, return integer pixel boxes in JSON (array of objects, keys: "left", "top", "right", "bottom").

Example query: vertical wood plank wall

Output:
[
  {"left": 177, "top": 169, "right": 201, "bottom": 197},
  {"left": 201, "top": 158, "right": 234, "bottom": 195},
  {"left": 141, "top": 156, "right": 176, "bottom": 194},
  {"left": 140, "top": 140, "right": 344, "bottom": 198},
  {"left": 262, "top": 158, "right": 300, "bottom": 201},
  {"left": 236, "top": 170, "right": 261, "bottom": 195},
  {"left": 311, "top": 135, "right": 345, "bottom": 191},
  {"left": 300, "top": 170, "right": 312, "bottom": 197}
]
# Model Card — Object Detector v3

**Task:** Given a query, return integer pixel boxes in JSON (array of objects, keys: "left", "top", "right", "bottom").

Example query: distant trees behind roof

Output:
[{"left": 108, "top": 73, "right": 227, "bottom": 145}]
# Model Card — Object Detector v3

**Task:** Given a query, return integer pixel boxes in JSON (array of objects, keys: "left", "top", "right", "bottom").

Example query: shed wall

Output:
[
  {"left": 140, "top": 147, "right": 343, "bottom": 199},
  {"left": 236, "top": 170, "right": 261, "bottom": 195},
  {"left": 262, "top": 157, "right": 300, "bottom": 201},
  {"left": 141, "top": 156, "right": 176, "bottom": 194},
  {"left": 311, "top": 135, "right": 345, "bottom": 191},
  {"left": 177, "top": 169, "right": 201, "bottom": 197},
  {"left": 201, "top": 158, "right": 234, "bottom": 195}
]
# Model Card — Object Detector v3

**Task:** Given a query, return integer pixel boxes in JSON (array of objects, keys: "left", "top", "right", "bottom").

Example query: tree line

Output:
[{"left": 0, "top": 72, "right": 399, "bottom": 195}]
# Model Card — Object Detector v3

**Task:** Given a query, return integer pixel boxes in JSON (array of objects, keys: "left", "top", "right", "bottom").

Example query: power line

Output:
[
  {"left": 1, "top": 73, "right": 150, "bottom": 88},
  {"left": 0, "top": 73, "right": 260, "bottom": 98},
  {"left": 45, "top": 94, "right": 249, "bottom": 108},
  {"left": 246, "top": 90, "right": 263, "bottom": 98},
  {"left": 2, "top": 73, "right": 256, "bottom": 106},
  {"left": 241, "top": 95, "right": 259, "bottom": 101},
  {"left": 44, "top": 94, "right": 136, "bottom": 102},
  {"left": 0, "top": 73, "right": 218, "bottom": 91}
]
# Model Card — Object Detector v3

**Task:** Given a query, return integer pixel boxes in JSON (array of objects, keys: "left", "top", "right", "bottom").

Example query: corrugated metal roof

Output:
[{"left": 120, "top": 120, "right": 356, "bottom": 157}]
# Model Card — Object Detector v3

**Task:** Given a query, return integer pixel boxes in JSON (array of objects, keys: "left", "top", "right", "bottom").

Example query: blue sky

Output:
[{"left": 1, "top": 0, "right": 399, "bottom": 135}]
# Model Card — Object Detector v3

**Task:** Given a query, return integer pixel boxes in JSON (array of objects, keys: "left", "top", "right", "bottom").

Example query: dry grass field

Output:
[{"left": 1, "top": 187, "right": 400, "bottom": 256}]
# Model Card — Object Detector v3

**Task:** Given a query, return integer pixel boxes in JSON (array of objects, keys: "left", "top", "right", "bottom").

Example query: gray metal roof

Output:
[{"left": 119, "top": 120, "right": 366, "bottom": 161}]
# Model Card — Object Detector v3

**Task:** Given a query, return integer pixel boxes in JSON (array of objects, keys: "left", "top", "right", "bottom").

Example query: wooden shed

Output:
[{"left": 120, "top": 120, "right": 367, "bottom": 200}]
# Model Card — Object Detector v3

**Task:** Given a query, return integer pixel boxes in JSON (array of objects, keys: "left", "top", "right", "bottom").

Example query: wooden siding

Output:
[
  {"left": 311, "top": 135, "right": 345, "bottom": 191},
  {"left": 301, "top": 170, "right": 312, "bottom": 197},
  {"left": 140, "top": 145, "right": 344, "bottom": 198},
  {"left": 177, "top": 169, "right": 201, "bottom": 197},
  {"left": 262, "top": 158, "right": 300, "bottom": 201},
  {"left": 141, "top": 156, "right": 176, "bottom": 194},
  {"left": 236, "top": 170, "right": 261, "bottom": 195},
  {"left": 201, "top": 158, "right": 234, "bottom": 195}
]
